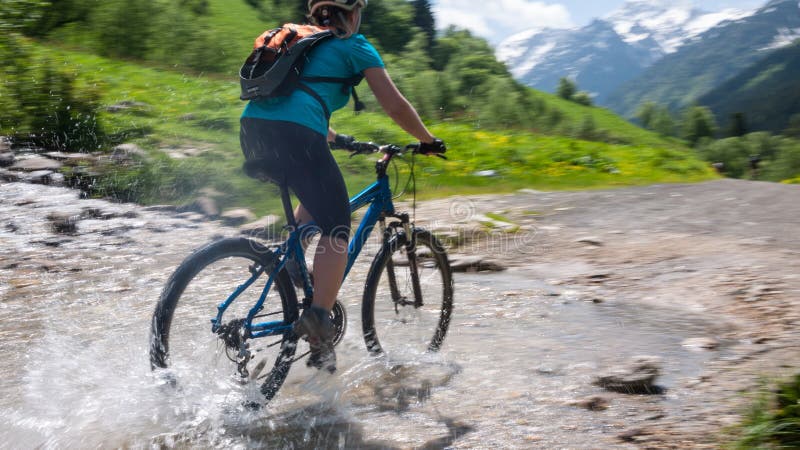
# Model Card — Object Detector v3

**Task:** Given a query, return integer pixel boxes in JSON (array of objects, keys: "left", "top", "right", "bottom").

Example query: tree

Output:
[
  {"left": 411, "top": 0, "right": 435, "bottom": 52},
  {"left": 682, "top": 106, "right": 717, "bottom": 146},
  {"left": 652, "top": 109, "right": 676, "bottom": 137},
  {"left": 360, "top": 0, "right": 415, "bottom": 54},
  {"left": 557, "top": 77, "right": 576, "bottom": 100},
  {"left": 784, "top": 113, "right": 800, "bottom": 139},
  {"left": 91, "top": 0, "right": 159, "bottom": 59},
  {"left": 636, "top": 102, "right": 657, "bottom": 129},
  {"left": 728, "top": 112, "right": 747, "bottom": 137},
  {"left": 572, "top": 91, "right": 593, "bottom": 107}
]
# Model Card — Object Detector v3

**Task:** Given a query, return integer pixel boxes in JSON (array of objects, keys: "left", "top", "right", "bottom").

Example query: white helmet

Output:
[{"left": 308, "top": 0, "right": 367, "bottom": 15}]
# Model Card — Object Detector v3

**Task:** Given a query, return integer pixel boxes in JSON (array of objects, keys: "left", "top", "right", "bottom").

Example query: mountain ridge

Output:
[
  {"left": 605, "top": 0, "right": 800, "bottom": 118},
  {"left": 496, "top": 0, "right": 753, "bottom": 103}
]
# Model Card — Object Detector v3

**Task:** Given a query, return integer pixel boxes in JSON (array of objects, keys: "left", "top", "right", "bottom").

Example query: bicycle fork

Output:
[{"left": 380, "top": 214, "right": 424, "bottom": 312}]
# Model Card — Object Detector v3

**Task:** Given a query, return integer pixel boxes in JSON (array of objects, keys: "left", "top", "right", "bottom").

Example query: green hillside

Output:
[
  {"left": 0, "top": 0, "right": 717, "bottom": 216},
  {"left": 699, "top": 40, "right": 800, "bottom": 134}
]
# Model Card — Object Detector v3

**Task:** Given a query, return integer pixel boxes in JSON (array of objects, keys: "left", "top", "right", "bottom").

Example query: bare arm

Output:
[{"left": 363, "top": 67, "right": 435, "bottom": 144}]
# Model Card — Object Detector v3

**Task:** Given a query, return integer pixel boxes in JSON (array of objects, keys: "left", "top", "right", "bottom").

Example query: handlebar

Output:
[{"left": 338, "top": 141, "right": 447, "bottom": 159}]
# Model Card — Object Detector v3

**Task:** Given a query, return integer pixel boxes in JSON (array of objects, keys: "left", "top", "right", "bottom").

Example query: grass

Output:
[
  {"left": 727, "top": 374, "right": 800, "bottom": 448},
  {"left": 14, "top": 43, "right": 718, "bottom": 217}
]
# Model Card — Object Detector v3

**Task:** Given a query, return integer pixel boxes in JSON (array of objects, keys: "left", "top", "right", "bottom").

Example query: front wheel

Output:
[
  {"left": 362, "top": 228, "right": 454, "bottom": 356},
  {"left": 149, "top": 237, "right": 299, "bottom": 403}
]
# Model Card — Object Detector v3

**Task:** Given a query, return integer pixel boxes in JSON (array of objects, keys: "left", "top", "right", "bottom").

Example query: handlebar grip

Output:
[{"left": 415, "top": 138, "right": 446, "bottom": 156}]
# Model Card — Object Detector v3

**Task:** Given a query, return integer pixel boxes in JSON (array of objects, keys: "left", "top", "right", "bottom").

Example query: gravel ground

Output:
[{"left": 410, "top": 178, "right": 800, "bottom": 447}]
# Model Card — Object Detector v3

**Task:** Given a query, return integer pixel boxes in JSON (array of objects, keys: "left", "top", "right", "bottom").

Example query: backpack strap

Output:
[
  {"left": 300, "top": 75, "right": 365, "bottom": 112},
  {"left": 297, "top": 82, "right": 332, "bottom": 119}
]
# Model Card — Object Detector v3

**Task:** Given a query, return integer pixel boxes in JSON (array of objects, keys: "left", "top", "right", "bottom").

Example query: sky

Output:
[{"left": 430, "top": 0, "right": 767, "bottom": 44}]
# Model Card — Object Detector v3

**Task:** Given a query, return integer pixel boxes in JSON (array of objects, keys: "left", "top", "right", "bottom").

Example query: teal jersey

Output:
[{"left": 241, "top": 33, "right": 384, "bottom": 136}]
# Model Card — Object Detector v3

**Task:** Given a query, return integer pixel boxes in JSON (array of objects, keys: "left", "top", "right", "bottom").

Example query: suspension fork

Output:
[{"left": 381, "top": 214, "right": 424, "bottom": 310}]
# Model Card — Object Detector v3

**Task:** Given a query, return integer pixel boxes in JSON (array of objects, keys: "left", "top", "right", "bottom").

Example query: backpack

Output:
[{"left": 239, "top": 24, "right": 365, "bottom": 119}]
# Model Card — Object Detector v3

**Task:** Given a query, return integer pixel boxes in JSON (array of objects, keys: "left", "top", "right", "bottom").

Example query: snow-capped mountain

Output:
[
  {"left": 497, "top": 0, "right": 754, "bottom": 103},
  {"left": 606, "top": 0, "right": 800, "bottom": 118},
  {"left": 605, "top": 0, "right": 751, "bottom": 54}
]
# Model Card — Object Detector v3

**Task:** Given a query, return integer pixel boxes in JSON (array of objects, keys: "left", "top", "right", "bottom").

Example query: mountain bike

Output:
[{"left": 149, "top": 142, "right": 453, "bottom": 403}]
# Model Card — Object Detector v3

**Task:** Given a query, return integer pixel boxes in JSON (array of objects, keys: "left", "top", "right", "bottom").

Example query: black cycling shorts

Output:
[{"left": 240, "top": 118, "right": 350, "bottom": 242}]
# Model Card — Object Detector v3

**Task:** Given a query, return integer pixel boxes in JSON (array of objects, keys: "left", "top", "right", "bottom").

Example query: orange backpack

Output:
[{"left": 239, "top": 24, "right": 364, "bottom": 118}]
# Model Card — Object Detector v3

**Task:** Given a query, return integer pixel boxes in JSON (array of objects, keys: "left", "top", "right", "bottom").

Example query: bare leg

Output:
[
  {"left": 311, "top": 236, "right": 348, "bottom": 311},
  {"left": 294, "top": 204, "right": 347, "bottom": 311}
]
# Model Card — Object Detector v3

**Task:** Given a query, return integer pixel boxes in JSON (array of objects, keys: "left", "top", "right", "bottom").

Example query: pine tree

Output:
[
  {"left": 557, "top": 77, "right": 576, "bottom": 100},
  {"left": 728, "top": 112, "right": 747, "bottom": 137},
  {"left": 412, "top": 0, "right": 435, "bottom": 51}
]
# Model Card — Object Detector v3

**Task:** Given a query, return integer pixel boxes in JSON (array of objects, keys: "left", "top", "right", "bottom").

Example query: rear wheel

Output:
[
  {"left": 362, "top": 228, "right": 453, "bottom": 356},
  {"left": 149, "top": 237, "right": 299, "bottom": 403}
]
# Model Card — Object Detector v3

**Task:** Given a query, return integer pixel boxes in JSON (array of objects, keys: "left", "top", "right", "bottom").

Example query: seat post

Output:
[{"left": 280, "top": 184, "right": 297, "bottom": 229}]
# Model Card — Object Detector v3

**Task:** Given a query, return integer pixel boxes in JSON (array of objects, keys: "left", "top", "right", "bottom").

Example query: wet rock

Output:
[
  {"left": 449, "top": 255, "right": 506, "bottom": 272},
  {"left": 111, "top": 143, "right": 148, "bottom": 162},
  {"left": 618, "top": 428, "right": 649, "bottom": 443},
  {"left": 220, "top": 208, "right": 256, "bottom": 227},
  {"left": 25, "top": 170, "right": 55, "bottom": 185},
  {"left": 47, "top": 212, "right": 81, "bottom": 234},
  {"left": 10, "top": 156, "right": 63, "bottom": 172},
  {"left": 0, "top": 152, "right": 14, "bottom": 167},
  {"left": 576, "top": 236, "right": 603, "bottom": 246},
  {"left": 0, "top": 168, "right": 21, "bottom": 182},
  {"left": 142, "top": 204, "right": 178, "bottom": 212},
  {"left": 106, "top": 100, "right": 150, "bottom": 113},
  {"left": 43, "top": 152, "right": 97, "bottom": 165},
  {"left": 180, "top": 196, "right": 219, "bottom": 218},
  {"left": 240, "top": 214, "right": 281, "bottom": 239},
  {"left": 9, "top": 278, "right": 41, "bottom": 289},
  {"left": 567, "top": 395, "right": 610, "bottom": 411},
  {"left": 0, "top": 136, "right": 9, "bottom": 152},
  {"left": 594, "top": 355, "right": 663, "bottom": 395},
  {"left": 681, "top": 337, "right": 719, "bottom": 351}
]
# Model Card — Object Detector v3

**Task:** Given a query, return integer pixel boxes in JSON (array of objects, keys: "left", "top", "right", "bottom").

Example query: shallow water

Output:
[{"left": 0, "top": 183, "right": 726, "bottom": 448}]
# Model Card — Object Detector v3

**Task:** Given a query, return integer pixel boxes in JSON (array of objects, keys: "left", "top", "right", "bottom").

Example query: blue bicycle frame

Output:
[{"left": 211, "top": 172, "right": 396, "bottom": 340}]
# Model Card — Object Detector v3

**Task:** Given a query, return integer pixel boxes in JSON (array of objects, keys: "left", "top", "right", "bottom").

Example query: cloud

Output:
[{"left": 432, "top": 0, "right": 574, "bottom": 43}]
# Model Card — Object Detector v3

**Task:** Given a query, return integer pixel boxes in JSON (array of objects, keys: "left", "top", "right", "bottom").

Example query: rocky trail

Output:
[{"left": 1, "top": 177, "right": 799, "bottom": 448}]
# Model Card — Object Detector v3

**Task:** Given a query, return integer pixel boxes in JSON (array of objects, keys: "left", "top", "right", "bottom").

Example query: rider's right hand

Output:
[{"left": 417, "top": 138, "right": 446, "bottom": 155}]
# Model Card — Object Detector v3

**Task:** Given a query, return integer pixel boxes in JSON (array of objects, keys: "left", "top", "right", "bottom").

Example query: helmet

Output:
[{"left": 308, "top": 0, "right": 367, "bottom": 14}]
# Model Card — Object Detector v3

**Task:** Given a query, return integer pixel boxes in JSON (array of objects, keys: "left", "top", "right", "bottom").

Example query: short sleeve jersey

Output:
[{"left": 241, "top": 33, "right": 384, "bottom": 136}]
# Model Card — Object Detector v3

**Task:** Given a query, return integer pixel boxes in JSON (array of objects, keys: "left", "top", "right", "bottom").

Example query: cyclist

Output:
[{"left": 239, "top": 0, "right": 445, "bottom": 373}]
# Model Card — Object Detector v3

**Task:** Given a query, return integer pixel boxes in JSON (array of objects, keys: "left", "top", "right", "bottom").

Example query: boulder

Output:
[
  {"left": 0, "top": 136, "right": 9, "bottom": 152},
  {"left": 179, "top": 196, "right": 219, "bottom": 217},
  {"left": 240, "top": 215, "right": 281, "bottom": 240},
  {"left": 449, "top": 255, "right": 506, "bottom": 272},
  {"left": 681, "top": 337, "right": 719, "bottom": 351},
  {"left": 111, "top": 143, "right": 148, "bottom": 162},
  {"left": 10, "top": 157, "right": 63, "bottom": 172},
  {"left": 0, "top": 169, "right": 21, "bottom": 182},
  {"left": 220, "top": 208, "right": 256, "bottom": 227},
  {"left": 567, "top": 395, "right": 610, "bottom": 411},
  {"left": 43, "top": 152, "right": 96, "bottom": 165},
  {"left": 47, "top": 212, "right": 81, "bottom": 234},
  {"left": 575, "top": 236, "right": 604, "bottom": 246},
  {"left": 594, "top": 355, "right": 663, "bottom": 395},
  {"left": 25, "top": 170, "right": 55, "bottom": 185},
  {"left": 105, "top": 100, "right": 150, "bottom": 113},
  {"left": 0, "top": 152, "right": 14, "bottom": 167}
]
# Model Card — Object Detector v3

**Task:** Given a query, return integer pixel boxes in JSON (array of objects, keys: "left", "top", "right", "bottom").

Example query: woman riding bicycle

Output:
[{"left": 239, "top": 0, "right": 445, "bottom": 373}]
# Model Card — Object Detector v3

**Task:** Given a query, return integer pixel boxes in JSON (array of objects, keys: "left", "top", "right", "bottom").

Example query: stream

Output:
[{"left": 0, "top": 183, "right": 726, "bottom": 448}]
